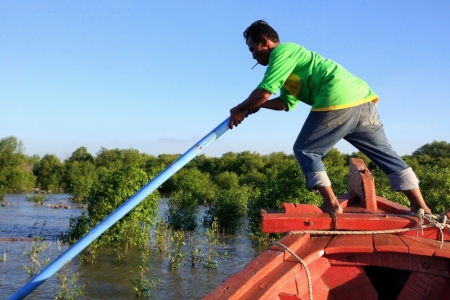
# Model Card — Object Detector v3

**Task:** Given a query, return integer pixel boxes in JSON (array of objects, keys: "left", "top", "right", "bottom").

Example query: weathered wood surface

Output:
[
  {"left": 325, "top": 235, "right": 374, "bottom": 254},
  {"left": 262, "top": 212, "right": 419, "bottom": 232},
  {"left": 348, "top": 158, "right": 377, "bottom": 212},
  {"left": 397, "top": 272, "right": 450, "bottom": 300},
  {"left": 327, "top": 252, "right": 450, "bottom": 278},
  {"left": 320, "top": 266, "right": 378, "bottom": 300},
  {"left": 373, "top": 234, "right": 409, "bottom": 253}
]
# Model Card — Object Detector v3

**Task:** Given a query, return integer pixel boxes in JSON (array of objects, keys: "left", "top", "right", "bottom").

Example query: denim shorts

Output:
[{"left": 293, "top": 102, "right": 419, "bottom": 191}]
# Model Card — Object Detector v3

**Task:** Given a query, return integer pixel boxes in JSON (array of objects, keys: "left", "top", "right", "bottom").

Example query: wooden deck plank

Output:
[
  {"left": 269, "top": 234, "right": 311, "bottom": 261},
  {"left": 376, "top": 196, "right": 411, "bottom": 215},
  {"left": 240, "top": 260, "right": 301, "bottom": 300},
  {"left": 337, "top": 191, "right": 358, "bottom": 209},
  {"left": 284, "top": 236, "right": 333, "bottom": 265},
  {"left": 402, "top": 226, "right": 450, "bottom": 240},
  {"left": 321, "top": 265, "right": 378, "bottom": 300},
  {"left": 397, "top": 271, "right": 450, "bottom": 300},
  {"left": 325, "top": 235, "right": 374, "bottom": 254},
  {"left": 402, "top": 236, "right": 450, "bottom": 258},
  {"left": 436, "top": 243, "right": 450, "bottom": 259},
  {"left": 279, "top": 293, "right": 303, "bottom": 300},
  {"left": 262, "top": 212, "right": 419, "bottom": 232},
  {"left": 240, "top": 257, "right": 330, "bottom": 300},
  {"left": 301, "top": 276, "right": 337, "bottom": 300},
  {"left": 326, "top": 252, "right": 450, "bottom": 278},
  {"left": 202, "top": 249, "right": 285, "bottom": 299},
  {"left": 342, "top": 206, "right": 366, "bottom": 213},
  {"left": 282, "top": 203, "right": 323, "bottom": 214},
  {"left": 399, "top": 236, "right": 437, "bottom": 256},
  {"left": 293, "top": 257, "right": 332, "bottom": 299},
  {"left": 373, "top": 234, "right": 409, "bottom": 253},
  {"left": 261, "top": 212, "right": 450, "bottom": 241}
]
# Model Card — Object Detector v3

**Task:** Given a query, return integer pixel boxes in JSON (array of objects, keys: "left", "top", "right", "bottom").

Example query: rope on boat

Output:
[
  {"left": 271, "top": 241, "right": 314, "bottom": 300},
  {"left": 288, "top": 209, "right": 450, "bottom": 248},
  {"left": 269, "top": 211, "right": 449, "bottom": 300},
  {"left": 416, "top": 209, "right": 450, "bottom": 247}
]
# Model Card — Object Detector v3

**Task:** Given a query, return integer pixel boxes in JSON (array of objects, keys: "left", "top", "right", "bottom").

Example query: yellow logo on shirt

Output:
[{"left": 283, "top": 73, "right": 301, "bottom": 96}]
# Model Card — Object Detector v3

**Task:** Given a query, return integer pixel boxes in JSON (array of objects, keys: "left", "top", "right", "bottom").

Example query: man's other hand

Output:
[{"left": 229, "top": 106, "right": 247, "bottom": 129}]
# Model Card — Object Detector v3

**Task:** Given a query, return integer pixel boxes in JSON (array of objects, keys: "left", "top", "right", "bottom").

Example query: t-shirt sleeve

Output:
[
  {"left": 280, "top": 87, "right": 300, "bottom": 111},
  {"left": 256, "top": 49, "right": 297, "bottom": 94}
]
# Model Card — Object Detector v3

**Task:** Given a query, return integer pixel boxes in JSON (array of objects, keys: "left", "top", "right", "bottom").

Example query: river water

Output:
[{"left": 0, "top": 194, "right": 265, "bottom": 299}]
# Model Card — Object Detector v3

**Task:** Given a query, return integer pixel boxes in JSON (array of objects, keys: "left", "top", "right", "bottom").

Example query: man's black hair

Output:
[{"left": 243, "top": 20, "right": 279, "bottom": 44}]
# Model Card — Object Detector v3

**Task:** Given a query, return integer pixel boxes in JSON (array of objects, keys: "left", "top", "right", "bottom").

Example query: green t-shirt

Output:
[{"left": 257, "top": 43, "right": 378, "bottom": 111}]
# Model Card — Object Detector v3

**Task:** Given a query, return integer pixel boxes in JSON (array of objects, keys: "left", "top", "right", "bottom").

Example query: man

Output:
[{"left": 229, "top": 20, "right": 431, "bottom": 214}]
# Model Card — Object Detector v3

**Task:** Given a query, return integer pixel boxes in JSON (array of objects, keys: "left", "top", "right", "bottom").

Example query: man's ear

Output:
[{"left": 260, "top": 36, "right": 269, "bottom": 48}]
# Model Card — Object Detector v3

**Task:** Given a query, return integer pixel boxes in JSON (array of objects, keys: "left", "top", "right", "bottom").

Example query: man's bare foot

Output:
[
  {"left": 403, "top": 189, "right": 431, "bottom": 214},
  {"left": 316, "top": 186, "right": 343, "bottom": 214},
  {"left": 411, "top": 206, "right": 432, "bottom": 214},
  {"left": 320, "top": 202, "right": 343, "bottom": 214}
]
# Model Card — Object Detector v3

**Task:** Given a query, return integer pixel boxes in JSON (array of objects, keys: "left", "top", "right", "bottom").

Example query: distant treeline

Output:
[{"left": 1, "top": 136, "right": 450, "bottom": 237}]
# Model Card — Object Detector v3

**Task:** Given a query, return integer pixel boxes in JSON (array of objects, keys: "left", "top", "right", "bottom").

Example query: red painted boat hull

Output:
[{"left": 203, "top": 159, "right": 450, "bottom": 300}]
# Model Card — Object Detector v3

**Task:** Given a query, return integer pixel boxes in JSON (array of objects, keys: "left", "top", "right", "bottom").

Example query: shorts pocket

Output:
[
  {"left": 369, "top": 102, "right": 382, "bottom": 126},
  {"left": 319, "top": 107, "right": 353, "bottom": 128}
]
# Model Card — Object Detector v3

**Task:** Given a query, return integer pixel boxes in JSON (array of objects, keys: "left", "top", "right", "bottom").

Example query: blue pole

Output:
[{"left": 10, "top": 117, "right": 231, "bottom": 300}]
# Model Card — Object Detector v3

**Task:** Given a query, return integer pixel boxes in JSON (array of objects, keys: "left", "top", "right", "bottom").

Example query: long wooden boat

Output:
[{"left": 204, "top": 158, "right": 450, "bottom": 300}]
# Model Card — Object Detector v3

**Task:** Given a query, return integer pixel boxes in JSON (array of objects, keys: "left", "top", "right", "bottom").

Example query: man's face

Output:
[{"left": 246, "top": 36, "right": 270, "bottom": 66}]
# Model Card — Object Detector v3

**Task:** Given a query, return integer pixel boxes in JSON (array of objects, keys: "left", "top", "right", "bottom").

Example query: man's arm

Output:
[
  {"left": 229, "top": 89, "right": 271, "bottom": 129},
  {"left": 261, "top": 97, "right": 287, "bottom": 111}
]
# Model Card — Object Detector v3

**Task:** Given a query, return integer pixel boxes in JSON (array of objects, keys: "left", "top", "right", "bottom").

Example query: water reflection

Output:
[{"left": 0, "top": 195, "right": 265, "bottom": 299}]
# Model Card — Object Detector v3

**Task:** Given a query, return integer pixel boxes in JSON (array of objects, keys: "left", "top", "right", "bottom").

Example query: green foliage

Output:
[
  {"left": 53, "top": 263, "right": 85, "bottom": 300},
  {"left": 25, "top": 194, "right": 48, "bottom": 205},
  {"left": 79, "top": 241, "right": 101, "bottom": 264},
  {"left": 64, "top": 147, "right": 97, "bottom": 201},
  {"left": 171, "top": 167, "right": 216, "bottom": 203},
  {"left": 0, "top": 185, "right": 6, "bottom": 201},
  {"left": 326, "top": 166, "right": 350, "bottom": 197},
  {"left": 0, "top": 136, "right": 36, "bottom": 192},
  {"left": 213, "top": 171, "right": 239, "bottom": 190},
  {"left": 238, "top": 170, "right": 266, "bottom": 188},
  {"left": 247, "top": 160, "right": 322, "bottom": 242},
  {"left": 87, "top": 164, "right": 158, "bottom": 247},
  {"left": 349, "top": 151, "right": 372, "bottom": 168},
  {"left": 206, "top": 186, "right": 250, "bottom": 231},
  {"left": 370, "top": 167, "right": 410, "bottom": 206},
  {"left": 152, "top": 218, "right": 169, "bottom": 253},
  {"left": 60, "top": 213, "right": 91, "bottom": 245},
  {"left": 415, "top": 166, "right": 450, "bottom": 213},
  {"left": 66, "top": 146, "right": 94, "bottom": 164},
  {"left": 95, "top": 148, "right": 147, "bottom": 171},
  {"left": 203, "top": 218, "right": 227, "bottom": 269},
  {"left": 1, "top": 135, "right": 449, "bottom": 251},
  {"left": 186, "top": 224, "right": 203, "bottom": 268},
  {"left": 130, "top": 247, "right": 160, "bottom": 298},
  {"left": 22, "top": 237, "right": 50, "bottom": 277},
  {"left": 412, "top": 140, "right": 450, "bottom": 163},
  {"left": 166, "top": 168, "right": 217, "bottom": 230},
  {"left": 167, "top": 230, "right": 185, "bottom": 269},
  {"left": 157, "top": 154, "right": 181, "bottom": 166},
  {"left": 33, "top": 154, "right": 64, "bottom": 191},
  {"left": 64, "top": 163, "right": 159, "bottom": 263},
  {"left": 167, "top": 190, "right": 198, "bottom": 230},
  {"left": 323, "top": 148, "right": 347, "bottom": 168}
]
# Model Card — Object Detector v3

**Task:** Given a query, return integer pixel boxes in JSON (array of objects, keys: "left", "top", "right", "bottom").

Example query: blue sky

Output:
[{"left": 1, "top": 1, "right": 449, "bottom": 160}]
